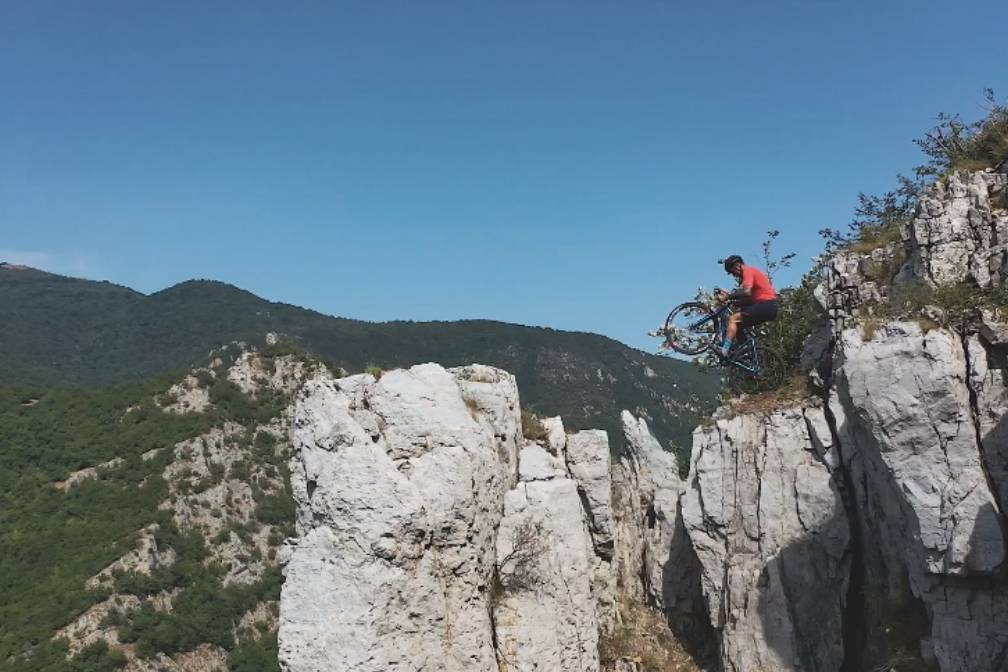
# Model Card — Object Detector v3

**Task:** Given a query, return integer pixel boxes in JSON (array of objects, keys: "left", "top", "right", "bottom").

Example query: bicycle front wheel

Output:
[{"left": 663, "top": 302, "right": 719, "bottom": 355}]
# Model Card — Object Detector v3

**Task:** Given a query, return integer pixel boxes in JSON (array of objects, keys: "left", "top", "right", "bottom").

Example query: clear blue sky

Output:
[{"left": 2, "top": 1, "right": 1005, "bottom": 351}]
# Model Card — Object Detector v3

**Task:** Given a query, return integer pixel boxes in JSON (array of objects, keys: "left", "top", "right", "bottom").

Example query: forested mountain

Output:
[{"left": 0, "top": 265, "right": 718, "bottom": 451}]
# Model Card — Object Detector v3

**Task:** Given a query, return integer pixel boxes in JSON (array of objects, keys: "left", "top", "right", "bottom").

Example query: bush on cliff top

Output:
[
  {"left": 915, "top": 88, "right": 1008, "bottom": 176},
  {"left": 735, "top": 91, "right": 1007, "bottom": 399},
  {"left": 821, "top": 89, "right": 1007, "bottom": 255}
]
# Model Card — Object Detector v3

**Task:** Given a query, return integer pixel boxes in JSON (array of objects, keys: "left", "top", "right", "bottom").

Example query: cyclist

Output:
[{"left": 715, "top": 255, "right": 779, "bottom": 359}]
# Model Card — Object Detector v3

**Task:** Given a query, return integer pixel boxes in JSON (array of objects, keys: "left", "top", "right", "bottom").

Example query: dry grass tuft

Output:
[
  {"left": 520, "top": 410, "right": 548, "bottom": 442},
  {"left": 861, "top": 317, "right": 880, "bottom": 342},
  {"left": 599, "top": 602, "right": 704, "bottom": 672},
  {"left": 843, "top": 224, "right": 903, "bottom": 254},
  {"left": 721, "top": 374, "right": 816, "bottom": 418}
]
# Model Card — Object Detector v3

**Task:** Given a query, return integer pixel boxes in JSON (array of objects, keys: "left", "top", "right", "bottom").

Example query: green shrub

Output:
[
  {"left": 67, "top": 640, "right": 128, "bottom": 672},
  {"left": 229, "top": 459, "right": 252, "bottom": 482},
  {"left": 820, "top": 179, "right": 918, "bottom": 255},
  {"left": 934, "top": 281, "right": 1006, "bottom": 329},
  {"left": 230, "top": 631, "right": 280, "bottom": 672},
  {"left": 253, "top": 431, "right": 278, "bottom": 461},
  {"left": 253, "top": 490, "right": 294, "bottom": 526},
  {"left": 119, "top": 566, "right": 283, "bottom": 659},
  {"left": 207, "top": 380, "right": 288, "bottom": 426}
]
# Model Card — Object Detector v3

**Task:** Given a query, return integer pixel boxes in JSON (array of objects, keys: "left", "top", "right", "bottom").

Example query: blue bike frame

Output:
[{"left": 685, "top": 304, "right": 763, "bottom": 375}]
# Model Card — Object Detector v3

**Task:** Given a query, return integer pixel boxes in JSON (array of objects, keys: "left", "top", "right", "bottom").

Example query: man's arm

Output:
[
  {"left": 727, "top": 284, "right": 752, "bottom": 300},
  {"left": 716, "top": 284, "right": 751, "bottom": 303}
]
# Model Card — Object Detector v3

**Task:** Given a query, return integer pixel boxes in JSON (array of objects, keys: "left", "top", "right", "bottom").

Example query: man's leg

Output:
[
  {"left": 716, "top": 312, "right": 742, "bottom": 357},
  {"left": 726, "top": 312, "right": 742, "bottom": 342},
  {"left": 723, "top": 297, "right": 753, "bottom": 353}
]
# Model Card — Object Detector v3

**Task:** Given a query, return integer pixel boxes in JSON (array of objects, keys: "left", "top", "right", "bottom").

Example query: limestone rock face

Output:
[
  {"left": 281, "top": 363, "right": 632, "bottom": 672},
  {"left": 906, "top": 170, "right": 1008, "bottom": 288},
  {"left": 832, "top": 323, "right": 1008, "bottom": 672},
  {"left": 823, "top": 245, "right": 902, "bottom": 330},
  {"left": 835, "top": 323, "right": 1004, "bottom": 575},
  {"left": 681, "top": 408, "right": 850, "bottom": 672},
  {"left": 281, "top": 364, "right": 521, "bottom": 672},
  {"left": 161, "top": 373, "right": 211, "bottom": 414},
  {"left": 614, "top": 412, "right": 712, "bottom": 657},
  {"left": 614, "top": 411, "right": 680, "bottom": 606},
  {"left": 565, "top": 430, "right": 615, "bottom": 559},
  {"left": 227, "top": 352, "right": 327, "bottom": 398},
  {"left": 967, "top": 331, "right": 1008, "bottom": 514},
  {"left": 493, "top": 444, "right": 601, "bottom": 671},
  {"left": 540, "top": 415, "right": 567, "bottom": 455},
  {"left": 276, "top": 167, "right": 1008, "bottom": 672}
]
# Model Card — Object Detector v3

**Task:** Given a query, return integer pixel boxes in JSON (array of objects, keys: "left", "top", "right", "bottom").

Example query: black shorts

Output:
[{"left": 740, "top": 299, "right": 779, "bottom": 332}]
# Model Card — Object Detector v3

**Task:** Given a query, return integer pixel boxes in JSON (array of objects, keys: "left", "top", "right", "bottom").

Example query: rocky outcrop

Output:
[
  {"left": 54, "top": 595, "right": 142, "bottom": 655},
  {"left": 834, "top": 324, "right": 1004, "bottom": 576},
  {"left": 123, "top": 644, "right": 229, "bottom": 672},
  {"left": 54, "top": 457, "right": 125, "bottom": 491},
  {"left": 281, "top": 364, "right": 515, "bottom": 671},
  {"left": 228, "top": 353, "right": 328, "bottom": 399},
  {"left": 682, "top": 346, "right": 1008, "bottom": 672},
  {"left": 668, "top": 169, "right": 1008, "bottom": 672},
  {"left": 85, "top": 526, "right": 176, "bottom": 591},
  {"left": 612, "top": 411, "right": 714, "bottom": 666},
  {"left": 566, "top": 430, "right": 615, "bottom": 560},
  {"left": 494, "top": 444, "right": 601, "bottom": 671},
  {"left": 906, "top": 170, "right": 1008, "bottom": 288},
  {"left": 280, "top": 359, "right": 708, "bottom": 672},
  {"left": 161, "top": 373, "right": 211, "bottom": 414},
  {"left": 831, "top": 323, "right": 1008, "bottom": 672},
  {"left": 281, "top": 363, "right": 629, "bottom": 672},
  {"left": 275, "top": 168, "right": 1008, "bottom": 672},
  {"left": 683, "top": 409, "right": 850, "bottom": 672}
]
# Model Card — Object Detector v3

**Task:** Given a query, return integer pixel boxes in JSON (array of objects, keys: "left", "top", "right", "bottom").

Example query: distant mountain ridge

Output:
[{"left": 0, "top": 266, "right": 718, "bottom": 451}]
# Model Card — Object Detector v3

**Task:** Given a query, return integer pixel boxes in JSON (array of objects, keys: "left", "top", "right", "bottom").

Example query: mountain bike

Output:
[{"left": 656, "top": 295, "right": 768, "bottom": 376}]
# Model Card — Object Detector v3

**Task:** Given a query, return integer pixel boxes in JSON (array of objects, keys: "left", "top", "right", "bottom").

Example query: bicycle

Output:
[{"left": 655, "top": 293, "right": 768, "bottom": 376}]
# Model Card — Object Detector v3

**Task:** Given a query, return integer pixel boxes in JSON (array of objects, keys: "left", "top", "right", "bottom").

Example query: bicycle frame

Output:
[{"left": 685, "top": 304, "right": 762, "bottom": 375}]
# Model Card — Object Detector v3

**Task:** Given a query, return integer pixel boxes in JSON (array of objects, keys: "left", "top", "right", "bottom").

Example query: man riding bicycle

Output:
[{"left": 715, "top": 255, "right": 779, "bottom": 359}]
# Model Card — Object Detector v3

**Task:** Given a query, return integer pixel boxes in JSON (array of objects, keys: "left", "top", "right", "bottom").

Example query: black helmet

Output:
[{"left": 722, "top": 255, "right": 743, "bottom": 272}]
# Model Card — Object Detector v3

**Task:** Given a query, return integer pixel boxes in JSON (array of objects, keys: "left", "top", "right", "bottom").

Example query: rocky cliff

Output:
[
  {"left": 671, "top": 168, "right": 1008, "bottom": 672},
  {"left": 281, "top": 364, "right": 613, "bottom": 671},
  {"left": 278, "top": 168, "right": 1008, "bottom": 671},
  {"left": 280, "top": 361, "right": 712, "bottom": 672}
]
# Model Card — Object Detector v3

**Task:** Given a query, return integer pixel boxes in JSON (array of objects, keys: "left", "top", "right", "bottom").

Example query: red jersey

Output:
[{"left": 741, "top": 265, "right": 777, "bottom": 302}]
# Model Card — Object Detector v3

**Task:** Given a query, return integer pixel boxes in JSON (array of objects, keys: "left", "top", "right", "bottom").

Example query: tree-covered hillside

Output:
[
  {"left": 0, "top": 354, "right": 304, "bottom": 671},
  {"left": 0, "top": 267, "right": 718, "bottom": 452}
]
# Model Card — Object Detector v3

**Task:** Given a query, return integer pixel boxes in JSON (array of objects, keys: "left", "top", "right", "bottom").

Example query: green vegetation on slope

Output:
[
  {"left": 0, "top": 381, "right": 209, "bottom": 670},
  {"left": 0, "top": 362, "right": 295, "bottom": 671}
]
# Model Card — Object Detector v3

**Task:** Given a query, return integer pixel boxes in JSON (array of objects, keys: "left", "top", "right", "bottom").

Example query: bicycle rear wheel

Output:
[{"left": 663, "top": 302, "right": 719, "bottom": 355}]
